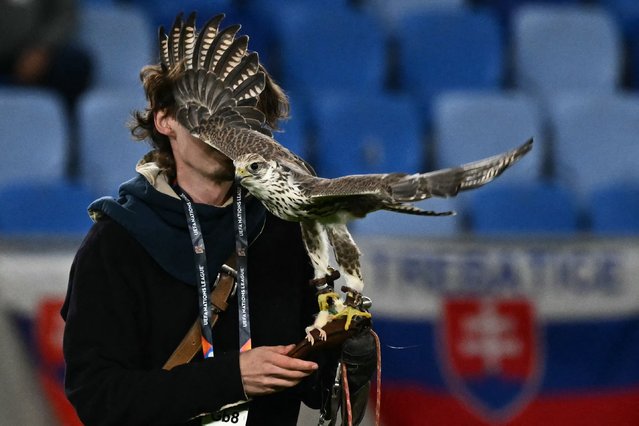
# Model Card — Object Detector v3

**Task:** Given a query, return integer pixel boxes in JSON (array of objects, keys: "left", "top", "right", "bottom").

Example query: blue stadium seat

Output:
[
  {"left": 273, "top": 102, "right": 310, "bottom": 161},
  {"left": 0, "top": 88, "right": 67, "bottom": 185},
  {"left": 0, "top": 181, "right": 95, "bottom": 237},
  {"left": 599, "top": 0, "right": 639, "bottom": 32},
  {"left": 274, "top": 5, "right": 386, "bottom": 96},
  {"left": 352, "top": 198, "right": 461, "bottom": 238},
  {"left": 309, "top": 92, "right": 423, "bottom": 178},
  {"left": 512, "top": 5, "right": 622, "bottom": 102},
  {"left": 475, "top": 0, "right": 581, "bottom": 24},
  {"left": 599, "top": 0, "right": 639, "bottom": 88},
  {"left": 469, "top": 182, "right": 578, "bottom": 235},
  {"left": 396, "top": 9, "right": 503, "bottom": 126},
  {"left": 551, "top": 92, "right": 639, "bottom": 202},
  {"left": 78, "top": 4, "right": 154, "bottom": 89},
  {"left": 129, "top": 0, "right": 233, "bottom": 28},
  {"left": 589, "top": 186, "right": 639, "bottom": 235},
  {"left": 77, "top": 88, "right": 150, "bottom": 197},
  {"left": 363, "top": 0, "right": 465, "bottom": 32},
  {"left": 433, "top": 90, "right": 543, "bottom": 183}
]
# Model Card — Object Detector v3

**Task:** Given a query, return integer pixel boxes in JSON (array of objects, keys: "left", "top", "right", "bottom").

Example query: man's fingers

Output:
[
  {"left": 239, "top": 345, "right": 319, "bottom": 396},
  {"left": 272, "top": 352, "right": 318, "bottom": 372},
  {"left": 264, "top": 345, "right": 318, "bottom": 372}
]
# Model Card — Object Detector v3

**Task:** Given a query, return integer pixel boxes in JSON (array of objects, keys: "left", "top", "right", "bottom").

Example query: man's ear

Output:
[{"left": 154, "top": 109, "right": 174, "bottom": 137}]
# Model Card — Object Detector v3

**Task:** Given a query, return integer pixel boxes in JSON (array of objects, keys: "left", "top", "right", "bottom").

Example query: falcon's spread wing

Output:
[
  {"left": 159, "top": 13, "right": 313, "bottom": 175},
  {"left": 302, "top": 139, "right": 533, "bottom": 216}
]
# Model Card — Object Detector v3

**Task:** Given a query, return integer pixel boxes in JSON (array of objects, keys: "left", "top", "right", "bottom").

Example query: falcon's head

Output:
[
  {"left": 234, "top": 153, "right": 278, "bottom": 187},
  {"left": 234, "top": 153, "right": 307, "bottom": 220}
]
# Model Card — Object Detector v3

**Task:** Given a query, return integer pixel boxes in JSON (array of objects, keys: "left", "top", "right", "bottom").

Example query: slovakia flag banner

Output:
[{"left": 359, "top": 237, "right": 639, "bottom": 426}]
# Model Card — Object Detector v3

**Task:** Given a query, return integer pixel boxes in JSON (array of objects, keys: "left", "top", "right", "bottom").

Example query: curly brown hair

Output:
[{"left": 129, "top": 62, "right": 290, "bottom": 180}]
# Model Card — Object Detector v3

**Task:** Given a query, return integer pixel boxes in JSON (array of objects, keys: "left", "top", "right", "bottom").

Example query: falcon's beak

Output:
[{"left": 234, "top": 163, "right": 250, "bottom": 179}]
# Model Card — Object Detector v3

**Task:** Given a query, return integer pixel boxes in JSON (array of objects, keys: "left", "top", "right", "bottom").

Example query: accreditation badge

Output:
[{"left": 203, "top": 401, "right": 250, "bottom": 425}]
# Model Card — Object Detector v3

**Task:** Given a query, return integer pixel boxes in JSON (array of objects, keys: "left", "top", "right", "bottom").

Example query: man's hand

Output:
[{"left": 239, "top": 344, "right": 318, "bottom": 396}]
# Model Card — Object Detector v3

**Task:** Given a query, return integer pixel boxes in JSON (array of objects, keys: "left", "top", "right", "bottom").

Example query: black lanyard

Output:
[
  {"left": 178, "top": 189, "right": 216, "bottom": 358},
  {"left": 178, "top": 184, "right": 253, "bottom": 357},
  {"left": 179, "top": 184, "right": 253, "bottom": 424},
  {"left": 233, "top": 180, "right": 252, "bottom": 352}
]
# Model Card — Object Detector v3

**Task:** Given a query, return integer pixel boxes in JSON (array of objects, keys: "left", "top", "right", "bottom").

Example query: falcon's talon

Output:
[
  {"left": 305, "top": 328, "right": 316, "bottom": 346},
  {"left": 303, "top": 291, "right": 346, "bottom": 346},
  {"left": 304, "top": 325, "right": 328, "bottom": 346},
  {"left": 334, "top": 306, "right": 372, "bottom": 331},
  {"left": 318, "top": 329, "right": 327, "bottom": 341}
]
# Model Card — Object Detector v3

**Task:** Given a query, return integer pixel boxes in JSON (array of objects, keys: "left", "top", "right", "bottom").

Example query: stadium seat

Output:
[
  {"left": 0, "top": 181, "right": 95, "bottom": 237},
  {"left": 396, "top": 9, "right": 503, "bottom": 127},
  {"left": 599, "top": 0, "right": 639, "bottom": 32},
  {"left": 128, "top": 0, "right": 234, "bottom": 28},
  {"left": 309, "top": 92, "right": 423, "bottom": 178},
  {"left": 599, "top": 0, "right": 639, "bottom": 88},
  {"left": 432, "top": 90, "right": 543, "bottom": 183},
  {"left": 550, "top": 92, "right": 639, "bottom": 202},
  {"left": 474, "top": 0, "right": 581, "bottom": 23},
  {"left": 589, "top": 185, "right": 639, "bottom": 235},
  {"left": 77, "top": 88, "right": 150, "bottom": 197},
  {"left": 363, "top": 0, "right": 465, "bottom": 32},
  {"left": 468, "top": 182, "right": 578, "bottom": 235},
  {"left": 273, "top": 102, "right": 311, "bottom": 161},
  {"left": 352, "top": 198, "right": 461, "bottom": 238},
  {"left": 274, "top": 5, "right": 386, "bottom": 96},
  {"left": 512, "top": 5, "right": 622, "bottom": 102},
  {"left": 0, "top": 88, "right": 67, "bottom": 185},
  {"left": 78, "top": 4, "right": 154, "bottom": 89}
]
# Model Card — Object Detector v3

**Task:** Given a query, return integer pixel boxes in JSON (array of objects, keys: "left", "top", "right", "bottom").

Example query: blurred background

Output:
[{"left": 1, "top": 0, "right": 639, "bottom": 424}]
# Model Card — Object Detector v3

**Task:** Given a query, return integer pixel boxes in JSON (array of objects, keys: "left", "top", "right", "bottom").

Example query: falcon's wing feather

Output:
[
  {"left": 168, "top": 13, "right": 184, "bottom": 68},
  {"left": 306, "top": 139, "right": 533, "bottom": 203},
  {"left": 390, "top": 138, "right": 533, "bottom": 202},
  {"left": 232, "top": 71, "right": 266, "bottom": 104},
  {"left": 193, "top": 14, "right": 225, "bottom": 68},
  {"left": 179, "top": 13, "right": 197, "bottom": 69},
  {"left": 159, "top": 12, "right": 319, "bottom": 175},
  {"left": 224, "top": 52, "right": 259, "bottom": 93},
  {"left": 161, "top": 12, "right": 275, "bottom": 152},
  {"left": 158, "top": 26, "right": 171, "bottom": 69},
  {"left": 171, "top": 22, "right": 270, "bottom": 137},
  {"left": 213, "top": 35, "right": 249, "bottom": 79},
  {"left": 307, "top": 175, "right": 389, "bottom": 199},
  {"left": 202, "top": 24, "right": 241, "bottom": 71}
]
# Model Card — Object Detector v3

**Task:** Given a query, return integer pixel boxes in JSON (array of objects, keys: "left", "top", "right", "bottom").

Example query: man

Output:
[
  {"left": 0, "top": 0, "right": 91, "bottom": 110},
  {"left": 61, "top": 50, "right": 327, "bottom": 425}
]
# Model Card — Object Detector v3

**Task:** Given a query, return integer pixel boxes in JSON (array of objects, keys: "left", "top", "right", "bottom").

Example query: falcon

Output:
[{"left": 159, "top": 12, "right": 533, "bottom": 335}]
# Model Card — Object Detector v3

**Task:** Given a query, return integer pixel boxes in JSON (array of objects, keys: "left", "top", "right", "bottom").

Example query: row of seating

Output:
[
  {"left": 1, "top": 86, "right": 637, "bottom": 237},
  {"left": 74, "top": 1, "right": 639, "bottom": 95},
  {"left": 2, "top": 1, "right": 638, "bottom": 237}
]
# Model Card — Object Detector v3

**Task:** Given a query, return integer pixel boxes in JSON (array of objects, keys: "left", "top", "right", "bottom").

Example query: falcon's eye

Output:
[{"left": 249, "top": 162, "right": 260, "bottom": 172}]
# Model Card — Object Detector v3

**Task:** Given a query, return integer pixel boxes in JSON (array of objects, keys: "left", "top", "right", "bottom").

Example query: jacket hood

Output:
[{"left": 88, "top": 158, "right": 266, "bottom": 286}]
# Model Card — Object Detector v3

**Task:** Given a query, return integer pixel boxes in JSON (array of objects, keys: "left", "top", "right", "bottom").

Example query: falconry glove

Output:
[{"left": 319, "top": 324, "right": 378, "bottom": 426}]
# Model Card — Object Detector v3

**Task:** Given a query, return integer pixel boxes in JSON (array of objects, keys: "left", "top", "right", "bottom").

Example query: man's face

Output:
[{"left": 162, "top": 114, "right": 234, "bottom": 182}]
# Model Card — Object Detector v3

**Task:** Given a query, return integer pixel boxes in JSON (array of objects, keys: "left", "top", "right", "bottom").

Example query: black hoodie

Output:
[{"left": 61, "top": 173, "right": 321, "bottom": 425}]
